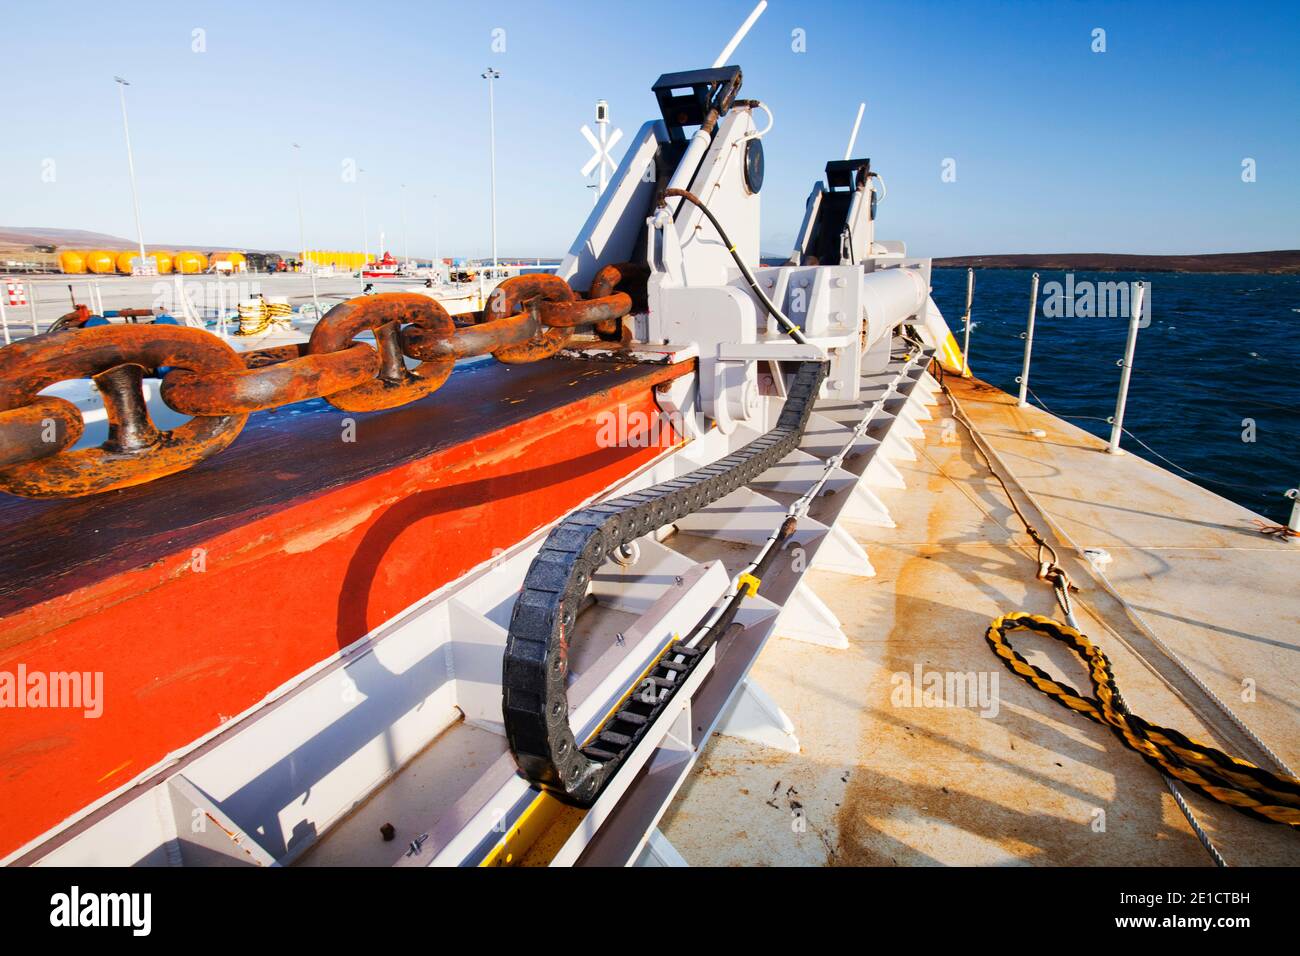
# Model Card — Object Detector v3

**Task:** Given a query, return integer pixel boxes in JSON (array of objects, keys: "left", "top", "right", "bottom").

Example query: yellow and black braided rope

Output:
[{"left": 987, "top": 612, "right": 1300, "bottom": 827}]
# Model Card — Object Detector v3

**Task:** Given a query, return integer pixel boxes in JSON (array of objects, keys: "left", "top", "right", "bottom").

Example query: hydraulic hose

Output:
[{"left": 661, "top": 188, "right": 808, "bottom": 345}]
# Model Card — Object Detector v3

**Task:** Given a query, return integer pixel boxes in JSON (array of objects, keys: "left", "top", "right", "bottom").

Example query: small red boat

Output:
[{"left": 361, "top": 251, "right": 403, "bottom": 278}]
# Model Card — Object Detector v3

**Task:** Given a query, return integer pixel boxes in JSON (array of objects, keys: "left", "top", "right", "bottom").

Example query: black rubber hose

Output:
[{"left": 661, "top": 187, "right": 809, "bottom": 345}]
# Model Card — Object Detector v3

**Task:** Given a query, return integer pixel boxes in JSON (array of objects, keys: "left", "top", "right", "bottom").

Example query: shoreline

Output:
[{"left": 932, "top": 250, "right": 1299, "bottom": 274}]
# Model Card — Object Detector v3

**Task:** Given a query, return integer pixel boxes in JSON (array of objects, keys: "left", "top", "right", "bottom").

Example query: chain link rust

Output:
[
  {"left": 0, "top": 274, "right": 639, "bottom": 497},
  {"left": 307, "top": 293, "right": 457, "bottom": 412},
  {"left": 161, "top": 343, "right": 379, "bottom": 415},
  {"left": 0, "top": 397, "right": 84, "bottom": 469},
  {"left": 0, "top": 324, "right": 248, "bottom": 498},
  {"left": 485, "top": 275, "right": 580, "bottom": 364}
]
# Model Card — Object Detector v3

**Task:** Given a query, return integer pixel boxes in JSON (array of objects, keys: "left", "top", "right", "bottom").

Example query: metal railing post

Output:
[
  {"left": 0, "top": 293, "right": 10, "bottom": 345},
  {"left": 960, "top": 267, "right": 974, "bottom": 376},
  {"left": 1107, "top": 281, "right": 1146, "bottom": 455},
  {"left": 28, "top": 281, "right": 39, "bottom": 335},
  {"left": 1016, "top": 272, "right": 1039, "bottom": 407}
]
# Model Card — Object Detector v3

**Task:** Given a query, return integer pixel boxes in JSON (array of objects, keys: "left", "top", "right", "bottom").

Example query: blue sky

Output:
[{"left": 2, "top": 0, "right": 1296, "bottom": 258}]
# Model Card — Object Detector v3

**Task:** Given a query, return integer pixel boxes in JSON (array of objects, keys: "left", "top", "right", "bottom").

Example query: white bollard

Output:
[
  {"left": 1107, "top": 282, "right": 1147, "bottom": 455},
  {"left": 1286, "top": 488, "right": 1299, "bottom": 536},
  {"left": 1016, "top": 272, "right": 1040, "bottom": 407}
]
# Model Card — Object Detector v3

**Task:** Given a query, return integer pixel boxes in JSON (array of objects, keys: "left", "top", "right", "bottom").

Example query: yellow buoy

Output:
[
  {"left": 116, "top": 250, "right": 141, "bottom": 274},
  {"left": 58, "top": 250, "right": 87, "bottom": 274},
  {"left": 85, "top": 250, "right": 117, "bottom": 274},
  {"left": 175, "top": 251, "right": 207, "bottom": 274},
  {"left": 149, "top": 251, "right": 174, "bottom": 274},
  {"left": 210, "top": 251, "right": 248, "bottom": 273}
]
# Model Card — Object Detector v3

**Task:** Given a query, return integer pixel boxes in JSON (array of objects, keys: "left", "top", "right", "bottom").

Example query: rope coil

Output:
[{"left": 987, "top": 612, "right": 1300, "bottom": 828}]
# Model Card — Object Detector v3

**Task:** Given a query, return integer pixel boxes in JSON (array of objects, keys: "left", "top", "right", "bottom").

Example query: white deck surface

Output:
[{"left": 659, "top": 374, "right": 1299, "bottom": 866}]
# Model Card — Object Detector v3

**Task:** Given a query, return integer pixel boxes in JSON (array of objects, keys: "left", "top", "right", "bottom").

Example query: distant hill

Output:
[
  {"left": 932, "top": 251, "right": 1300, "bottom": 274},
  {"left": 0, "top": 226, "right": 283, "bottom": 254},
  {"left": 0, "top": 227, "right": 140, "bottom": 248}
]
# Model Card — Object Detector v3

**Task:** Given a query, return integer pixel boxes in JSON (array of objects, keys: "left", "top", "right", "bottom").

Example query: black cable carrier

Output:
[{"left": 502, "top": 359, "right": 828, "bottom": 805}]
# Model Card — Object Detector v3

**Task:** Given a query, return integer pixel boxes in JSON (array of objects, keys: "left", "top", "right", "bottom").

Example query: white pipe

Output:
[
  {"left": 844, "top": 101, "right": 865, "bottom": 160},
  {"left": 860, "top": 267, "right": 927, "bottom": 350},
  {"left": 665, "top": 129, "right": 714, "bottom": 221},
  {"left": 713, "top": 0, "right": 767, "bottom": 68},
  {"left": 1108, "top": 282, "right": 1146, "bottom": 454},
  {"left": 0, "top": 295, "right": 10, "bottom": 345},
  {"left": 1017, "top": 272, "right": 1039, "bottom": 407}
]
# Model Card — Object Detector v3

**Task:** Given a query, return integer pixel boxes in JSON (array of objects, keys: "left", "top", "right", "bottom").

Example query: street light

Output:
[
  {"left": 359, "top": 166, "right": 370, "bottom": 266},
  {"left": 113, "top": 76, "right": 149, "bottom": 272},
  {"left": 431, "top": 193, "right": 440, "bottom": 264},
  {"left": 481, "top": 67, "right": 500, "bottom": 273},
  {"left": 291, "top": 142, "right": 321, "bottom": 318},
  {"left": 401, "top": 182, "right": 410, "bottom": 270}
]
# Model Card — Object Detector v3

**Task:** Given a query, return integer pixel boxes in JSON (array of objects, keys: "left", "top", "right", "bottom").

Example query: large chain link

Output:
[{"left": 0, "top": 272, "right": 637, "bottom": 498}]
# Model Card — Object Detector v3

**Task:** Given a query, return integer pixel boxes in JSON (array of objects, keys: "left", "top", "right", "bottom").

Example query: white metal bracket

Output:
[
  {"left": 634, "top": 828, "right": 690, "bottom": 867},
  {"left": 716, "top": 677, "right": 799, "bottom": 753}
]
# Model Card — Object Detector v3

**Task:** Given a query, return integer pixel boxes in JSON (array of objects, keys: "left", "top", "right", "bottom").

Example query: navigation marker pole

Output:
[
  {"left": 1016, "top": 272, "right": 1039, "bottom": 407},
  {"left": 580, "top": 100, "right": 621, "bottom": 205},
  {"left": 1107, "top": 281, "right": 1146, "bottom": 455}
]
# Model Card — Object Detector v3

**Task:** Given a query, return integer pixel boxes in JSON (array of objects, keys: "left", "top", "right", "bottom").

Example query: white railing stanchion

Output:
[
  {"left": 1107, "top": 282, "right": 1147, "bottom": 455},
  {"left": 960, "top": 267, "right": 974, "bottom": 376},
  {"left": 1016, "top": 272, "right": 1039, "bottom": 407}
]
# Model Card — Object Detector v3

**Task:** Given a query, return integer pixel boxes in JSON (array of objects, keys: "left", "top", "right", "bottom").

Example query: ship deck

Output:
[{"left": 659, "top": 373, "right": 1300, "bottom": 866}]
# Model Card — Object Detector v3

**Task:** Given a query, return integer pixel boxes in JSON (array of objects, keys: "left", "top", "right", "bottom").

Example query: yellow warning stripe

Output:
[{"left": 479, "top": 633, "right": 684, "bottom": 866}]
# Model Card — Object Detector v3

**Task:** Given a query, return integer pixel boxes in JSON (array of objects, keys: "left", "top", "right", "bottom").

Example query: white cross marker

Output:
[{"left": 580, "top": 102, "right": 622, "bottom": 201}]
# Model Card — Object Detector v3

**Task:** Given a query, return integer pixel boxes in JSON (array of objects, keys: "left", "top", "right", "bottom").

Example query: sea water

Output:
[{"left": 930, "top": 269, "right": 1299, "bottom": 524}]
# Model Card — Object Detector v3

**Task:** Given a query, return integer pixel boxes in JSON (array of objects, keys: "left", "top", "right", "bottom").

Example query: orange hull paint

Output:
[{"left": 0, "top": 361, "right": 690, "bottom": 858}]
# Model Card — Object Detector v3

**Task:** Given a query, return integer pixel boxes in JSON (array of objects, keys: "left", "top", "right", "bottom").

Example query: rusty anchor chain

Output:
[
  {"left": 0, "top": 324, "right": 249, "bottom": 498},
  {"left": 0, "top": 272, "right": 638, "bottom": 498}
]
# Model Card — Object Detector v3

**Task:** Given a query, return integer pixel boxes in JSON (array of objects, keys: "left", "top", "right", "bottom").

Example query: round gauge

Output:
[{"left": 744, "top": 138, "right": 765, "bottom": 194}]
